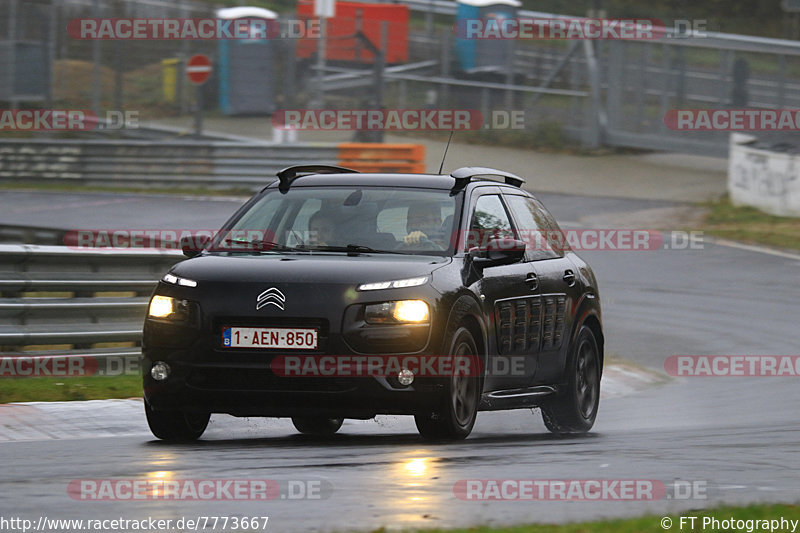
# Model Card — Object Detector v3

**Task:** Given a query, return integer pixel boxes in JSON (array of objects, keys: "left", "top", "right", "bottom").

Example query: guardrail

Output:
[
  {"left": 0, "top": 245, "right": 182, "bottom": 366},
  {"left": 0, "top": 139, "right": 340, "bottom": 189},
  {"left": 0, "top": 139, "right": 429, "bottom": 189}
]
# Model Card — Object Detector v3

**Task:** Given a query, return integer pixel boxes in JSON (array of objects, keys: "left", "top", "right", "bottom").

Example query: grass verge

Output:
[
  {"left": 0, "top": 375, "right": 141, "bottom": 403},
  {"left": 394, "top": 502, "right": 800, "bottom": 533},
  {"left": 702, "top": 196, "right": 800, "bottom": 252}
]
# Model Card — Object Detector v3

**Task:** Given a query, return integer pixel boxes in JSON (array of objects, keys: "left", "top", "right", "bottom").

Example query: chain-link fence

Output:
[{"left": 4, "top": 0, "right": 800, "bottom": 155}]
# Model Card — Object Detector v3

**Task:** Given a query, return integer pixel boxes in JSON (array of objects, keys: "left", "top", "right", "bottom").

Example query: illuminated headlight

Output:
[
  {"left": 358, "top": 276, "right": 427, "bottom": 291},
  {"left": 148, "top": 295, "right": 190, "bottom": 320},
  {"left": 365, "top": 300, "right": 430, "bottom": 324},
  {"left": 162, "top": 273, "right": 198, "bottom": 288}
]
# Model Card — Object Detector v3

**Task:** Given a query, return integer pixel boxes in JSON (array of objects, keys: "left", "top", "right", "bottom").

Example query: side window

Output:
[
  {"left": 505, "top": 195, "right": 563, "bottom": 260},
  {"left": 467, "top": 195, "right": 515, "bottom": 249}
]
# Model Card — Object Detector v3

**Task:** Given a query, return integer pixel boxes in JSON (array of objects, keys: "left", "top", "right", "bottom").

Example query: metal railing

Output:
[
  {"left": 0, "top": 139, "right": 340, "bottom": 189},
  {"left": 0, "top": 244, "right": 181, "bottom": 356}
]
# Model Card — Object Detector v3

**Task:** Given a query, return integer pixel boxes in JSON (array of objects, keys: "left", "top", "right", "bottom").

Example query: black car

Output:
[{"left": 142, "top": 165, "right": 603, "bottom": 441}]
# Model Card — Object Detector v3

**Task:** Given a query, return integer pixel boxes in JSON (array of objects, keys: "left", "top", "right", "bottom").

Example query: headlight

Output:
[
  {"left": 358, "top": 276, "right": 427, "bottom": 291},
  {"left": 365, "top": 300, "right": 430, "bottom": 324},
  {"left": 148, "top": 295, "right": 190, "bottom": 321}
]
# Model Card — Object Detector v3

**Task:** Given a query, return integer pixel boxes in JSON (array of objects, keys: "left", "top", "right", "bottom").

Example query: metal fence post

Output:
[
  {"left": 582, "top": 39, "right": 603, "bottom": 149},
  {"left": 91, "top": 0, "right": 101, "bottom": 116},
  {"left": 7, "top": 0, "right": 18, "bottom": 108},
  {"left": 440, "top": 29, "right": 451, "bottom": 107},
  {"left": 605, "top": 40, "right": 623, "bottom": 132}
]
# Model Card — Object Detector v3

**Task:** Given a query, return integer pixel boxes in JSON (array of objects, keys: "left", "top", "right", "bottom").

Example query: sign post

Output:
[
  {"left": 314, "top": 0, "right": 335, "bottom": 106},
  {"left": 186, "top": 54, "right": 213, "bottom": 136}
]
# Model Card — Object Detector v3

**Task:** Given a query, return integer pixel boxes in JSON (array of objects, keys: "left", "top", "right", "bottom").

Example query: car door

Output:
[
  {"left": 504, "top": 193, "right": 583, "bottom": 384},
  {"left": 465, "top": 188, "right": 539, "bottom": 390}
]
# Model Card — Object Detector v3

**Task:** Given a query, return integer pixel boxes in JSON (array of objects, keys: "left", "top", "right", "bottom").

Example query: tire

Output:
[
  {"left": 415, "top": 326, "right": 481, "bottom": 441},
  {"left": 292, "top": 417, "right": 344, "bottom": 436},
  {"left": 541, "top": 325, "right": 601, "bottom": 434},
  {"left": 145, "top": 401, "right": 209, "bottom": 441}
]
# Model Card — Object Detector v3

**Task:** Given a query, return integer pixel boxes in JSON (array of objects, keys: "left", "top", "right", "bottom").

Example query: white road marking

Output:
[{"left": 710, "top": 238, "right": 800, "bottom": 261}]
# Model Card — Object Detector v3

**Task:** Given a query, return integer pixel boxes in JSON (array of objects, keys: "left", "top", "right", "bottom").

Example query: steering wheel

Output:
[{"left": 395, "top": 235, "right": 445, "bottom": 251}]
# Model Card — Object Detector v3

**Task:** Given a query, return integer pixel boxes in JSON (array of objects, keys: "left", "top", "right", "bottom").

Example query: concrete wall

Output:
[{"left": 728, "top": 133, "right": 800, "bottom": 217}]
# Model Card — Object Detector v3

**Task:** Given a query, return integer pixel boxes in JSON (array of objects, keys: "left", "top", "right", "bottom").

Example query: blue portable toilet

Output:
[
  {"left": 455, "top": 0, "right": 521, "bottom": 73},
  {"left": 217, "top": 6, "right": 278, "bottom": 115}
]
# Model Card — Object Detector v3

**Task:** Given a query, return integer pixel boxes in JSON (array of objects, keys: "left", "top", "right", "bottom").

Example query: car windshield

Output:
[{"left": 213, "top": 187, "right": 459, "bottom": 256}]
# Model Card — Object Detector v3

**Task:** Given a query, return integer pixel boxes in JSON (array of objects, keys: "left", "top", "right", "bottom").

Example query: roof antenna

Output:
[{"left": 437, "top": 130, "right": 455, "bottom": 175}]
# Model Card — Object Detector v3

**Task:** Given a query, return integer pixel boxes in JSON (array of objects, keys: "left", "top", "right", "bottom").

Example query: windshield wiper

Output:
[
  {"left": 314, "top": 244, "right": 404, "bottom": 255},
  {"left": 222, "top": 238, "right": 296, "bottom": 253}
]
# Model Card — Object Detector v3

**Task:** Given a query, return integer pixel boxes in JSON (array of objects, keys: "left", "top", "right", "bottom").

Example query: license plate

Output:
[{"left": 222, "top": 327, "right": 318, "bottom": 349}]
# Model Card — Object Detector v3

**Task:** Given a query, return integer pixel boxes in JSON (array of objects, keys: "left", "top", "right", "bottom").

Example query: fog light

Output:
[
  {"left": 398, "top": 368, "right": 415, "bottom": 386},
  {"left": 151, "top": 362, "right": 170, "bottom": 381}
]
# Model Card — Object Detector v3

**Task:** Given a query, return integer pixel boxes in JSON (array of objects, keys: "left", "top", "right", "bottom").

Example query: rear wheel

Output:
[
  {"left": 145, "top": 401, "right": 209, "bottom": 441},
  {"left": 292, "top": 417, "right": 344, "bottom": 436},
  {"left": 415, "top": 326, "right": 480, "bottom": 441},
  {"left": 541, "top": 326, "right": 601, "bottom": 434}
]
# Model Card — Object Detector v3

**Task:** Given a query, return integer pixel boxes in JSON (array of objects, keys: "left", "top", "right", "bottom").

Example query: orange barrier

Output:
[{"left": 337, "top": 143, "right": 425, "bottom": 174}]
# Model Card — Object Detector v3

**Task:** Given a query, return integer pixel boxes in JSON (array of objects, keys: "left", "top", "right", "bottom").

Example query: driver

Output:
[
  {"left": 308, "top": 209, "right": 337, "bottom": 246},
  {"left": 403, "top": 202, "right": 442, "bottom": 245}
]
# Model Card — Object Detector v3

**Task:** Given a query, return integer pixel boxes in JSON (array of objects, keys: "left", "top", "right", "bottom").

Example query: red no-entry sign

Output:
[{"left": 186, "top": 54, "right": 212, "bottom": 85}]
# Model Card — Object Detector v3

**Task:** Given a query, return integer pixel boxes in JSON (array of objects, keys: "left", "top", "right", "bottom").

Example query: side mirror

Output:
[
  {"left": 468, "top": 238, "right": 526, "bottom": 268},
  {"left": 181, "top": 234, "right": 210, "bottom": 258}
]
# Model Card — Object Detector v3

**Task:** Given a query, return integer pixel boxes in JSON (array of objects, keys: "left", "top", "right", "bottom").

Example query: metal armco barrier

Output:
[
  {"left": 0, "top": 139, "right": 428, "bottom": 188},
  {"left": 0, "top": 245, "right": 182, "bottom": 362},
  {"left": 0, "top": 139, "right": 340, "bottom": 189}
]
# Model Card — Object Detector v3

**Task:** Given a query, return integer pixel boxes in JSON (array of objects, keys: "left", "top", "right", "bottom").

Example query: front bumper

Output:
[{"left": 142, "top": 332, "right": 444, "bottom": 419}]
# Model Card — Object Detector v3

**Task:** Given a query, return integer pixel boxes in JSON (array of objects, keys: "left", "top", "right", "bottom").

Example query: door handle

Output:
[
  {"left": 525, "top": 272, "right": 539, "bottom": 290},
  {"left": 563, "top": 269, "right": 576, "bottom": 286}
]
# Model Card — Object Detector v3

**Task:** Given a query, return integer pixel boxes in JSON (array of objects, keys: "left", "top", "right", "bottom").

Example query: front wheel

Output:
[
  {"left": 292, "top": 417, "right": 344, "bottom": 436},
  {"left": 145, "top": 401, "right": 209, "bottom": 441},
  {"left": 415, "top": 326, "right": 481, "bottom": 441},
  {"left": 541, "top": 325, "right": 601, "bottom": 434}
]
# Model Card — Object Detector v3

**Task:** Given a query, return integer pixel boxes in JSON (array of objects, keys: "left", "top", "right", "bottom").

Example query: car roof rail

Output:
[
  {"left": 276, "top": 165, "right": 359, "bottom": 193},
  {"left": 450, "top": 166, "right": 525, "bottom": 190}
]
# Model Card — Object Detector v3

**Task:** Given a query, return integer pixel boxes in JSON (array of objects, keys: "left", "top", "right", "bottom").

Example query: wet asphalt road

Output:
[{"left": 1, "top": 191, "right": 799, "bottom": 531}]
